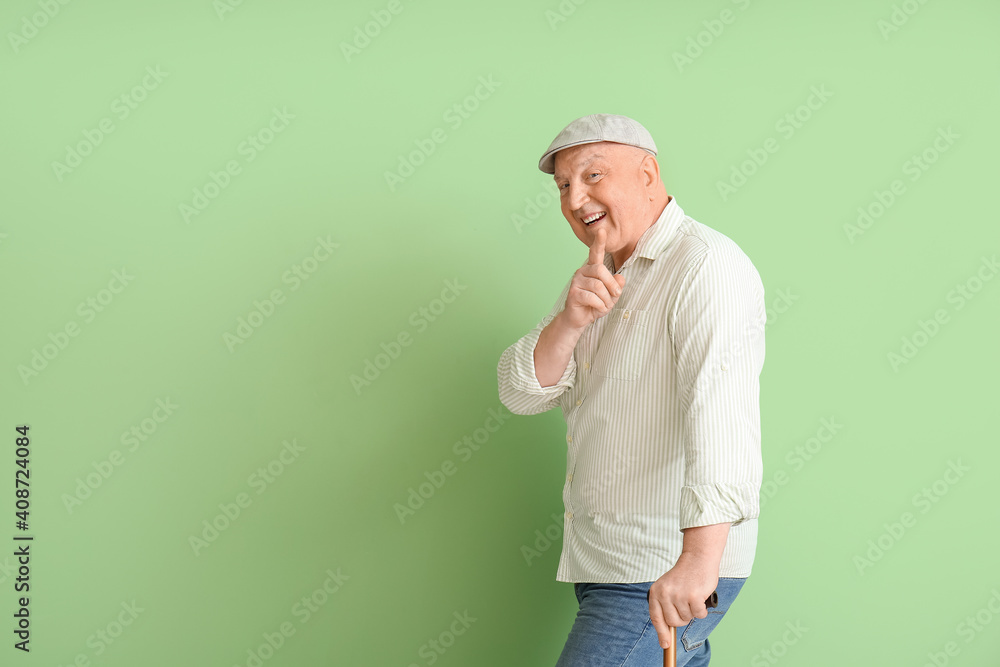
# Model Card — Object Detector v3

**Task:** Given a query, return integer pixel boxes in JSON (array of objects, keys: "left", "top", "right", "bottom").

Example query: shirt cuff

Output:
[
  {"left": 506, "top": 314, "right": 577, "bottom": 395},
  {"left": 679, "top": 482, "right": 760, "bottom": 530}
]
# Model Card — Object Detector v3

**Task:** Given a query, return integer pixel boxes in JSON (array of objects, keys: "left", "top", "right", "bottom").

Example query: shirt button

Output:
[
  {"left": 565, "top": 511, "right": 573, "bottom": 520},
  {"left": 622, "top": 310, "right": 630, "bottom": 320},
  {"left": 567, "top": 473, "right": 574, "bottom": 482},
  {"left": 567, "top": 435, "right": 573, "bottom": 443},
  {"left": 584, "top": 362, "right": 590, "bottom": 370},
  {"left": 721, "top": 363, "right": 728, "bottom": 371},
  {"left": 575, "top": 399, "right": 582, "bottom": 406}
]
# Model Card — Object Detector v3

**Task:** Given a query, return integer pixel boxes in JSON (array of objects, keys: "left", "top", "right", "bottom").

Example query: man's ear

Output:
[{"left": 640, "top": 154, "right": 661, "bottom": 191}]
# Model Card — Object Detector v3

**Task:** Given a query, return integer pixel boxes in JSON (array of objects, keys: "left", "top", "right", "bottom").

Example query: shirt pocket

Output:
[{"left": 591, "top": 308, "right": 653, "bottom": 381}]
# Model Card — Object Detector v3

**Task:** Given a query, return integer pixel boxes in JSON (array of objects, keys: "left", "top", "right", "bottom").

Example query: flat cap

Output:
[{"left": 538, "top": 113, "right": 657, "bottom": 174}]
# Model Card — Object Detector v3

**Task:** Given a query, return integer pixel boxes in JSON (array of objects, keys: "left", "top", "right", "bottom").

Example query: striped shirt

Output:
[{"left": 497, "top": 196, "right": 765, "bottom": 583}]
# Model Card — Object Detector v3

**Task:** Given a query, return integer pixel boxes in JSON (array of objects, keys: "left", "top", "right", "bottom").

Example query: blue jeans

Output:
[{"left": 554, "top": 577, "right": 747, "bottom": 667}]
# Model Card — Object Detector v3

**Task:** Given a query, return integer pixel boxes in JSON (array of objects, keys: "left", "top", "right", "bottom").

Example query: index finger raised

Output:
[{"left": 587, "top": 227, "right": 606, "bottom": 266}]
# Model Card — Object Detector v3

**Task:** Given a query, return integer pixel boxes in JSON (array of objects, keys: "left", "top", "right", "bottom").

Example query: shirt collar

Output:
[{"left": 605, "top": 196, "right": 685, "bottom": 273}]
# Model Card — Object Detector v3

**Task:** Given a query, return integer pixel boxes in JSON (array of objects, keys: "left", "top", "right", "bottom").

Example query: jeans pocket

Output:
[{"left": 680, "top": 610, "right": 726, "bottom": 651}]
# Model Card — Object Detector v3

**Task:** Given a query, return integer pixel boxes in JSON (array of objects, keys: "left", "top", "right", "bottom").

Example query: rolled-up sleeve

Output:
[
  {"left": 498, "top": 278, "right": 577, "bottom": 416},
  {"left": 669, "top": 246, "right": 765, "bottom": 530}
]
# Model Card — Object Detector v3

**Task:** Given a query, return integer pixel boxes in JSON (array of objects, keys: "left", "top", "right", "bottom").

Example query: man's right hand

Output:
[
  {"left": 532, "top": 228, "right": 627, "bottom": 388},
  {"left": 559, "top": 227, "right": 627, "bottom": 331}
]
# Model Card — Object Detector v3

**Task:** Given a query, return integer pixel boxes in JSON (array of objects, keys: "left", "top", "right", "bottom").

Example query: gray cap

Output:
[{"left": 538, "top": 113, "right": 657, "bottom": 174}]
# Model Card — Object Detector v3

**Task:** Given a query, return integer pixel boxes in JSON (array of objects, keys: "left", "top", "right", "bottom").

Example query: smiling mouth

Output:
[{"left": 582, "top": 212, "right": 607, "bottom": 226}]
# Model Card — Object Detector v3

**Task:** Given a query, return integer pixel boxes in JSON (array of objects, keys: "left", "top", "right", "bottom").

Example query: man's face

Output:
[{"left": 552, "top": 142, "right": 655, "bottom": 264}]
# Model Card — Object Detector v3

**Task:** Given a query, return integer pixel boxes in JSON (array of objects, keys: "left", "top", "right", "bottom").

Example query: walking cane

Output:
[{"left": 647, "top": 589, "right": 718, "bottom": 667}]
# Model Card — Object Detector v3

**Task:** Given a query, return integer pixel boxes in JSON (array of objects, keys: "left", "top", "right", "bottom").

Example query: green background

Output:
[{"left": 2, "top": 0, "right": 999, "bottom": 665}]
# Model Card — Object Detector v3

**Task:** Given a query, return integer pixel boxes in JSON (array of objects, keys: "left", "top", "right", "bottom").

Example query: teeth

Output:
[{"left": 583, "top": 212, "right": 605, "bottom": 224}]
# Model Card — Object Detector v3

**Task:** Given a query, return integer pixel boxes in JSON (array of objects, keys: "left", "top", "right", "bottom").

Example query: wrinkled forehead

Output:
[{"left": 552, "top": 142, "right": 640, "bottom": 179}]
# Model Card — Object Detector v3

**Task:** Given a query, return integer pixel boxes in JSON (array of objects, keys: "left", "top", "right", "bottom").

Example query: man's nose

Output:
[{"left": 566, "top": 183, "right": 590, "bottom": 211}]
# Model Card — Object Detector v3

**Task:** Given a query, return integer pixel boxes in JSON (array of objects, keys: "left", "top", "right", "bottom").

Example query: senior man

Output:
[{"left": 497, "top": 114, "right": 765, "bottom": 666}]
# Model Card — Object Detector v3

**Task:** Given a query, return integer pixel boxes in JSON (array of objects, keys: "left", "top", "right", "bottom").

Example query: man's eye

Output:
[{"left": 557, "top": 173, "right": 598, "bottom": 190}]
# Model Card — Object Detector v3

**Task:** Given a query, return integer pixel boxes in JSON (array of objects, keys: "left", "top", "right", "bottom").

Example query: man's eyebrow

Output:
[{"left": 553, "top": 154, "right": 606, "bottom": 180}]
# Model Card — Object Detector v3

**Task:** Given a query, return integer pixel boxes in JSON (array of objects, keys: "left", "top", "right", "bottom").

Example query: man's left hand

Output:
[{"left": 647, "top": 552, "right": 719, "bottom": 649}]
